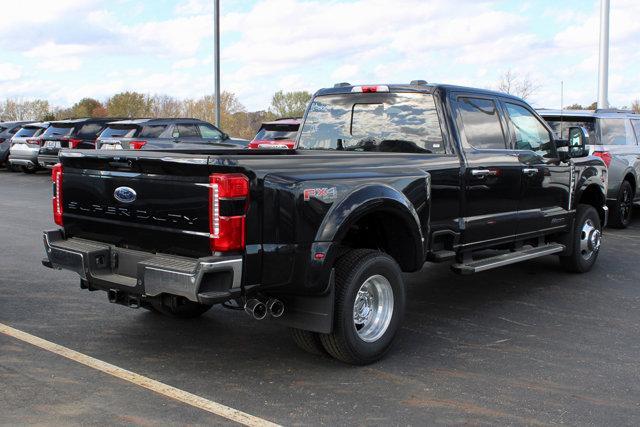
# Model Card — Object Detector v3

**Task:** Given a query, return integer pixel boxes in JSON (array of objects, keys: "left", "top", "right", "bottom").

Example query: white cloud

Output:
[
  {"left": 0, "top": 63, "right": 22, "bottom": 81},
  {"left": 331, "top": 65, "right": 360, "bottom": 81}
]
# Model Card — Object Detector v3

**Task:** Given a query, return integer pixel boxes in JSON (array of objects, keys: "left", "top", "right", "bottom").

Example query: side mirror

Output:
[{"left": 567, "top": 126, "right": 589, "bottom": 158}]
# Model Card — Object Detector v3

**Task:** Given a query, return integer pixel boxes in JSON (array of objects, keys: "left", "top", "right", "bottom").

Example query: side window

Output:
[
  {"left": 175, "top": 124, "right": 199, "bottom": 138},
  {"left": 198, "top": 124, "right": 223, "bottom": 139},
  {"left": 504, "top": 103, "right": 554, "bottom": 158},
  {"left": 631, "top": 120, "right": 640, "bottom": 145},
  {"left": 457, "top": 97, "right": 506, "bottom": 150},
  {"left": 599, "top": 119, "right": 634, "bottom": 146}
]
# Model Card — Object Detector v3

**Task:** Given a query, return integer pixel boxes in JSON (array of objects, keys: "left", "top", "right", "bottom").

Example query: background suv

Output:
[
  {"left": 540, "top": 109, "right": 640, "bottom": 228},
  {"left": 7, "top": 122, "right": 49, "bottom": 173},
  {"left": 96, "top": 118, "right": 248, "bottom": 150},
  {"left": 0, "top": 121, "right": 29, "bottom": 168},
  {"left": 248, "top": 118, "right": 300, "bottom": 149},
  {"left": 37, "top": 118, "right": 116, "bottom": 168}
]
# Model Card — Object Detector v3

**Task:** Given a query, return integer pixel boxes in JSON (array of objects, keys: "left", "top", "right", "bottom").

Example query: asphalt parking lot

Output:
[{"left": 1, "top": 168, "right": 639, "bottom": 426}]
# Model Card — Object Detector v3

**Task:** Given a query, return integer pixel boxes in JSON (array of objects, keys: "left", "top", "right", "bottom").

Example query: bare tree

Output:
[
  {"left": 497, "top": 70, "right": 540, "bottom": 100},
  {"left": 0, "top": 99, "right": 51, "bottom": 121},
  {"left": 632, "top": 99, "right": 640, "bottom": 114}
]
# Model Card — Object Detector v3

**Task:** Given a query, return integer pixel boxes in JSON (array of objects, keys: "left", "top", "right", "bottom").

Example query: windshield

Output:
[
  {"left": 254, "top": 125, "right": 298, "bottom": 141},
  {"left": 42, "top": 125, "right": 74, "bottom": 138},
  {"left": 14, "top": 127, "right": 42, "bottom": 138},
  {"left": 298, "top": 92, "right": 445, "bottom": 153},
  {"left": 100, "top": 126, "right": 138, "bottom": 139},
  {"left": 543, "top": 117, "right": 597, "bottom": 143}
]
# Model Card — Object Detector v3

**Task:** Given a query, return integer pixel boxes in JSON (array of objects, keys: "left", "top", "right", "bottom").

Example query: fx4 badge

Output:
[{"left": 303, "top": 187, "right": 337, "bottom": 202}]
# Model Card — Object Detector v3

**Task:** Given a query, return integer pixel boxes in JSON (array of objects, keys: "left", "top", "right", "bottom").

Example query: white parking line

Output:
[{"left": 0, "top": 323, "right": 280, "bottom": 427}]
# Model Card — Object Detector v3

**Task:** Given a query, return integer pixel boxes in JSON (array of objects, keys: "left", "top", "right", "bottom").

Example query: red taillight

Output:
[
  {"left": 209, "top": 173, "right": 249, "bottom": 252},
  {"left": 593, "top": 151, "right": 612, "bottom": 168},
  {"left": 68, "top": 138, "right": 82, "bottom": 149},
  {"left": 52, "top": 163, "right": 63, "bottom": 226},
  {"left": 129, "top": 140, "right": 147, "bottom": 150},
  {"left": 26, "top": 138, "right": 42, "bottom": 146}
]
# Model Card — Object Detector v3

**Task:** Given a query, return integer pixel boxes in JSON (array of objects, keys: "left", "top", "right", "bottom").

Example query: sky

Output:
[{"left": 0, "top": 0, "right": 638, "bottom": 111}]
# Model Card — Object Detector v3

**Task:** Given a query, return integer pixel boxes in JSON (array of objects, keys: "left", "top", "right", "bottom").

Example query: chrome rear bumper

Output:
[{"left": 43, "top": 229, "right": 242, "bottom": 304}]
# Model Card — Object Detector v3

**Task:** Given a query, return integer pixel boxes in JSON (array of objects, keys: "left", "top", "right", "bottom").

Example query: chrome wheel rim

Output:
[
  {"left": 353, "top": 275, "right": 394, "bottom": 343},
  {"left": 579, "top": 218, "right": 601, "bottom": 260}
]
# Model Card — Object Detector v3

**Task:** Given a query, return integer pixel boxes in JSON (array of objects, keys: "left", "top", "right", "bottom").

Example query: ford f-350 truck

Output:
[{"left": 43, "top": 82, "right": 607, "bottom": 364}]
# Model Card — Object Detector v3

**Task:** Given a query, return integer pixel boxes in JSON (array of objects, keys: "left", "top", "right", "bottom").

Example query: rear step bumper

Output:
[
  {"left": 37, "top": 154, "right": 59, "bottom": 169},
  {"left": 42, "top": 229, "right": 242, "bottom": 304}
]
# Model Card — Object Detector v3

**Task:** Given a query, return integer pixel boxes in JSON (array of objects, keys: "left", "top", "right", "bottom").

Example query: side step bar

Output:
[{"left": 451, "top": 243, "right": 565, "bottom": 275}]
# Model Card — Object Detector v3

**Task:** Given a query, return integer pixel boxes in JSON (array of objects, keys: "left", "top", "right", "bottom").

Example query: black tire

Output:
[
  {"left": 608, "top": 180, "right": 634, "bottom": 229},
  {"left": 559, "top": 204, "right": 602, "bottom": 273},
  {"left": 21, "top": 165, "right": 37, "bottom": 174},
  {"left": 149, "top": 295, "right": 212, "bottom": 319},
  {"left": 320, "top": 249, "right": 405, "bottom": 365},
  {"left": 290, "top": 328, "right": 326, "bottom": 356}
]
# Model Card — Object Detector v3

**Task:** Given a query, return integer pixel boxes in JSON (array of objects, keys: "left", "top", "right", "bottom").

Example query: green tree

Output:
[
  {"left": 70, "top": 98, "right": 104, "bottom": 118},
  {"left": 269, "top": 90, "right": 311, "bottom": 118},
  {"left": 106, "top": 92, "right": 152, "bottom": 118}
]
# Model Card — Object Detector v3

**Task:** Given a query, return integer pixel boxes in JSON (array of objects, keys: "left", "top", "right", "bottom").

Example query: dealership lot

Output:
[{"left": 1, "top": 169, "right": 639, "bottom": 425}]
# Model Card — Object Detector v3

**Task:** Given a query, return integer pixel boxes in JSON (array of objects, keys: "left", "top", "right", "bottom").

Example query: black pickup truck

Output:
[{"left": 43, "top": 82, "right": 608, "bottom": 364}]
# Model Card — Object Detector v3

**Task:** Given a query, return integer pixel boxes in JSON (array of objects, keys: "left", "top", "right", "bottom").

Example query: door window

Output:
[
  {"left": 630, "top": 120, "right": 640, "bottom": 144},
  {"left": 198, "top": 124, "right": 224, "bottom": 139},
  {"left": 504, "top": 103, "right": 554, "bottom": 158},
  {"left": 457, "top": 97, "right": 506, "bottom": 150},
  {"left": 175, "top": 124, "right": 199, "bottom": 138}
]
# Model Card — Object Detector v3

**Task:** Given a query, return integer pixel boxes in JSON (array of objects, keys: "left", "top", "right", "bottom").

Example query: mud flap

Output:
[{"left": 272, "top": 270, "right": 335, "bottom": 334}]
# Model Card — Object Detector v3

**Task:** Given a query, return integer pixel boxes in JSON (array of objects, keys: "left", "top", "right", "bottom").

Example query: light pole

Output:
[
  {"left": 597, "top": 0, "right": 610, "bottom": 109},
  {"left": 214, "top": 0, "right": 221, "bottom": 127}
]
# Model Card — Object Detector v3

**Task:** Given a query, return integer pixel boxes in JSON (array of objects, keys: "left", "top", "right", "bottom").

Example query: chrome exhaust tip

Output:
[
  {"left": 244, "top": 299, "right": 267, "bottom": 320},
  {"left": 266, "top": 298, "right": 284, "bottom": 318}
]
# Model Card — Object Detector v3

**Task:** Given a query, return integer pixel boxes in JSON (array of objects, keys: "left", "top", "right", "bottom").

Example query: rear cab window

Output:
[{"left": 298, "top": 92, "right": 446, "bottom": 154}]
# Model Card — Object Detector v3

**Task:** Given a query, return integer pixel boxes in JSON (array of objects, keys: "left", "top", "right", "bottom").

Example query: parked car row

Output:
[
  {"left": 0, "top": 116, "right": 302, "bottom": 173},
  {"left": 538, "top": 109, "right": 640, "bottom": 228}
]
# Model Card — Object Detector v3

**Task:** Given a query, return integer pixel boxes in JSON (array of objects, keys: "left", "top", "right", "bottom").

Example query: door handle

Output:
[
  {"left": 471, "top": 169, "right": 498, "bottom": 178},
  {"left": 523, "top": 167, "right": 539, "bottom": 176}
]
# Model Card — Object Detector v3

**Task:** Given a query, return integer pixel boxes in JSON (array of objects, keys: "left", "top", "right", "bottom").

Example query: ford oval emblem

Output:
[{"left": 114, "top": 186, "right": 137, "bottom": 203}]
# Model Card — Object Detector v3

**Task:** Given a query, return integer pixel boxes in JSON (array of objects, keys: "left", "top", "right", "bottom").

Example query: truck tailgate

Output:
[{"left": 60, "top": 152, "right": 213, "bottom": 258}]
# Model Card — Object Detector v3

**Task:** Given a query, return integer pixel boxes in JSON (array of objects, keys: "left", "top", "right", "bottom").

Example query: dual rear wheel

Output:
[{"left": 291, "top": 249, "right": 406, "bottom": 365}]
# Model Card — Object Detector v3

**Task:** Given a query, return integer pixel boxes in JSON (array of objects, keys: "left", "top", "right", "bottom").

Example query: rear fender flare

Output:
[{"left": 314, "top": 184, "right": 426, "bottom": 268}]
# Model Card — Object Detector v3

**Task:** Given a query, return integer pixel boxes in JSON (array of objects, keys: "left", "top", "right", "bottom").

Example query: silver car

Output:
[
  {"left": 539, "top": 109, "right": 640, "bottom": 228},
  {"left": 8, "top": 122, "right": 50, "bottom": 173}
]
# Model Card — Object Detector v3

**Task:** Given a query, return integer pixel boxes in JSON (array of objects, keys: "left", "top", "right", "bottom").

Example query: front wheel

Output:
[
  {"left": 559, "top": 204, "right": 602, "bottom": 273},
  {"left": 320, "top": 249, "right": 405, "bottom": 365},
  {"left": 21, "top": 164, "right": 37, "bottom": 174}
]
